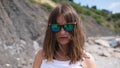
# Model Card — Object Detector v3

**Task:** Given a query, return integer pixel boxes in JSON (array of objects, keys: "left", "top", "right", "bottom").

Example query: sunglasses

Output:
[{"left": 49, "top": 23, "right": 76, "bottom": 32}]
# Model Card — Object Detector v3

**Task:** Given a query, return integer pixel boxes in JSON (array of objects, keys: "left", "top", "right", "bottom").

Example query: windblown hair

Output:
[{"left": 43, "top": 3, "right": 86, "bottom": 64}]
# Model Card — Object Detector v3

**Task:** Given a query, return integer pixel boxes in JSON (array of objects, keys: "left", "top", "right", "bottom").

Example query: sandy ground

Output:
[{"left": 85, "top": 38, "right": 120, "bottom": 68}]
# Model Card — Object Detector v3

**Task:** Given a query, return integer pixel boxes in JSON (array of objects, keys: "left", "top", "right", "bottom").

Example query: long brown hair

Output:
[{"left": 43, "top": 3, "right": 86, "bottom": 64}]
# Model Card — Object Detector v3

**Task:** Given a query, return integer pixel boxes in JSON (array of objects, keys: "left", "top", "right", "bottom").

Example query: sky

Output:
[{"left": 74, "top": 0, "right": 120, "bottom": 14}]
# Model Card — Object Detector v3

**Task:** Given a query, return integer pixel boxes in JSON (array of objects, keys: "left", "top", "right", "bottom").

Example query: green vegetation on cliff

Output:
[{"left": 30, "top": 0, "right": 120, "bottom": 34}]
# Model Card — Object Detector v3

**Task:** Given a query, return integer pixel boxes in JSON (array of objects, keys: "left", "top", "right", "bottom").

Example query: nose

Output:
[{"left": 59, "top": 27, "right": 66, "bottom": 34}]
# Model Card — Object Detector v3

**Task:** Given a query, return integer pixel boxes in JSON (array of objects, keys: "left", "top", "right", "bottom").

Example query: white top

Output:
[{"left": 41, "top": 59, "right": 82, "bottom": 68}]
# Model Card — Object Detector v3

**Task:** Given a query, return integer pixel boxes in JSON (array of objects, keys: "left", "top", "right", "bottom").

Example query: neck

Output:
[
  {"left": 58, "top": 44, "right": 68, "bottom": 55},
  {"left": 55, "top": 44, "right": 69, "bottom": 61}
]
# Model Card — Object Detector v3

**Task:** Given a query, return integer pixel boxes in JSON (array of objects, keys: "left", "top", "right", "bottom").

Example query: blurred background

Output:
[{"left": 0, "top": 0, "right": 120, "bottom": 68}]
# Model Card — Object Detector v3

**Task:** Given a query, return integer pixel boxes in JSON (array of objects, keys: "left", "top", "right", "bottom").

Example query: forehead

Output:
[{"left": 56, "top": 15, "right": 66, "bottom": 25}]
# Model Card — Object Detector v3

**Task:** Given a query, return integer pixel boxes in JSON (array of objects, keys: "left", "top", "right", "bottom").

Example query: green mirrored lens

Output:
[
  {"left": 51, "top": 24, "right": 60, "bottom": 32},
  {"left": 64, "top": 24, "right": 74, "bottom": 32}
]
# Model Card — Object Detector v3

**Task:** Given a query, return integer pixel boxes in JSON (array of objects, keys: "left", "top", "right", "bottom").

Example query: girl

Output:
[{"left": 33, "top": 3, "right": 96, "bottom": 68}]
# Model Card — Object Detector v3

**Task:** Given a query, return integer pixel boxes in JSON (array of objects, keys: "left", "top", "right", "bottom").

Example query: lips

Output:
[
  {"left": 57, "top": 36, "right": 70, "bottom": 45},
  {"left": 59, "top": 36, "right": 68, "bottom": 38},
  {"left": 59, "top": 36, "right": 68, "bottom": 40}
]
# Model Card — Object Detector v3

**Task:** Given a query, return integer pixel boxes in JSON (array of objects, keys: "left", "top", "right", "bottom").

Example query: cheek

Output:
[
  {"left": 55, "top": 33, "right": 58, "bottom": 41},
  {"left": 66, "top": 33, "right": 71, "bottom": 39}
]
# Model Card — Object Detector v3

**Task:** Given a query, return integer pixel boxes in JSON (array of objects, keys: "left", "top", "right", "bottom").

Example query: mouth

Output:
[
  {"left": 59, "top": 36, "right": 68, "bottom": 39},
  {"left": 59, "top": 36, "right": 68, "bottom": 38},
  {"left": 57, "top": 36, "right": 70, "bottom": 45}
]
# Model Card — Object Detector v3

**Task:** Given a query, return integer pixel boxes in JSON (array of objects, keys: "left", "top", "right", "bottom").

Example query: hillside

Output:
[
  {"left": 36, "top": 0, "right": 117, "bottom": 37},
  {"left": 80, "top": 14, "right": 116, "bottom": 37},
  {"left": 0, "top": 0, "right": 119, "bottom": 68},
  {"left": 0, "top": 0, "right": 47, "bottom": 67}
]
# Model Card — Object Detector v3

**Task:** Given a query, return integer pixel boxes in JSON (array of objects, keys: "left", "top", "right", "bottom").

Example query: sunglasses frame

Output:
[{"left": 49, "top": 23, "right": 76, "bottom": 32}]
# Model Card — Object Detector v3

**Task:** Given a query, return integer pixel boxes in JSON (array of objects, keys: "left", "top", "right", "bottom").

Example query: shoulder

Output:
[
  {"left": 82, "top": 52, "right": 96, "bottom": 68},
  {"left": 33, "top": 49, "right": 44, "bottom": 68}
]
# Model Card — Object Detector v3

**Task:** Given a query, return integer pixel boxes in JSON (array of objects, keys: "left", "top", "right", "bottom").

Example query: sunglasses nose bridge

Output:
[{"left": 59, "top": 25, "right": 66, "bottom": 33}]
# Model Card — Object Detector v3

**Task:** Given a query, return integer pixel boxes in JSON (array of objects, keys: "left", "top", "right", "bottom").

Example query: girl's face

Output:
[{"left": 55, "top": 15, "right": 71, "bottom": 46}]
